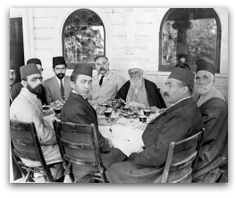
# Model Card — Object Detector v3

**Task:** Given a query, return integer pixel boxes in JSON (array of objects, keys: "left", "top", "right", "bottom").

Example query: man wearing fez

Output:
[
  {"left": 193, "top": 59, "right": 228, "bottom": 183},
  {"left": 116, "top": 65, "right": 166, "bottom": 109},
  {"left": 106, "top": 68, "right": 203, "bottom": 183},
  {"left": 10, "top": 63, "right": 63, "bottom": 181},
  {"left": 61, "top": 64, "right": 126, "bottom": 182},
  {"left": 44, "top": 56, "right": 71, "bottom": 104},
  {"left": 11, "top": 58, "right": 48, "bottom": 105},
  {"left": 90, "top": 55, "right": 125, "bottom": 105}
]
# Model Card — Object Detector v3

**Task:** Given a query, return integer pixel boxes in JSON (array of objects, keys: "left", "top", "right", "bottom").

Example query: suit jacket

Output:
[
  {"left": 132, "top": 97, "right": 203, "bottom": 167},
  {"left": 197, "top": 97, "right": 228, "bottom": 170},
  {"left": 44, "top": 76, "right": 71, "bottom": 104},
  {"left": 61, "top": 92, "right": 109, "bottom": 152},
  {"left": 11, "top": 82, "right": 48, "bottom": 105},
  {"left": 116, "top": 78, "right": 166, "bottom": 108}
]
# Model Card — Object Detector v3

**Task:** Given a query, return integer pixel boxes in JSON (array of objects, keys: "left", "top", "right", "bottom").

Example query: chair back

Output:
[
  {"left": 10, "top": 119, "right": 54, "bottom": 182},
  {"left": 159, "top": 129, "right": 204, "bottom": 183},
  {"left": 53, "top": 121, "right": 105, "bottom": 182}
]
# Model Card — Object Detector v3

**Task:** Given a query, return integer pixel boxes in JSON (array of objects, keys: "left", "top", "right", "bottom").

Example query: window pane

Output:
[
  {"left": 63, "top": 9, "right": 105, "bottom": 65},
  {"left": 187, "top": 19, "right": 217, "bottom": 69},
  {"left": 159, "top": 8, "right": 220, "bottom": 73}
]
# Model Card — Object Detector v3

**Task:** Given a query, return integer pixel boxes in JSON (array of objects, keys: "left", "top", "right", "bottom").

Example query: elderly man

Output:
[
  {"left": 90, "top": 56, "right": 124, "bottom": 105},
  {"left": 10, "top": 63, "right": 63, "bottom": 181},
  {"left": 44, "top": 56, "right": 71, "bottom": 104},
  {"left": 61, "top": 64, "right": 126, "bottom": 182},
  {"left": 193, "top": 59, "right": 228, "bottom": 183},
  {"left": 11, "top": 58, "right": 48, "bottom": 105},
  {"left": 116, "top": 66, "right": 166, "bottom": 109},
  {"left": 106, "top": 68, "right": 203, "bottom": 183}
]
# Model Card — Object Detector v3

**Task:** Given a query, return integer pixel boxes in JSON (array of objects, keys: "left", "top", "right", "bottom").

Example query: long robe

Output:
[
  {"left": 61, "top": 92, "right": 126, "bottom": 182},
  {"left": 194, "top": 97, "right": 228, "bottom": 182},
  {"left": 106, "top": 98, "right": 203, "bottom": 183},
  {"left": 116, "top": 78, "right": 166, "bottom": 108}
]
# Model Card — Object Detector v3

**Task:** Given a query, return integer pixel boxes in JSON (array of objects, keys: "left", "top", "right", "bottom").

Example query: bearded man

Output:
[
  {"left": 116, "top": 67, "right": 166, "bottom": 109},
  {"left": 10, "top": 63, "right": 63, "bottom": 181},
  {"left": 193, "top": 59, "right": 228, "bottom": 183},
  {"left": 44, "top": 56, "right": 71, "bottom": 104}
]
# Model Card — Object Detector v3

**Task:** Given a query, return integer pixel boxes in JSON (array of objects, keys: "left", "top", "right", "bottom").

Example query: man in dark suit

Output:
[
  {"left": 61, "top": 64, "right": 126, "bottom": 182},
  {"left": 44, "top": 56, "right": 71, "bottom": 104},
  {"left": 106, "top": 68, "right": 203, "bottom": 183}
]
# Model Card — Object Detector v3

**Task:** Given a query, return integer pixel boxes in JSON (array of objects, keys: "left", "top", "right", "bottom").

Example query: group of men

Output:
[{"left": 9, "top": 55, "right": 228, "bottom": 183}]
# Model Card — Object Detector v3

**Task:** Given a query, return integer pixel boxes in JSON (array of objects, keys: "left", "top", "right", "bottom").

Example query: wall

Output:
[{"left": 10, "top": 7, "right": 228, "bottom": 98}]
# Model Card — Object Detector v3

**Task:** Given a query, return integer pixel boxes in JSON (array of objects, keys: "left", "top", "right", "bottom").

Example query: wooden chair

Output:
[
  {"left": 10, "top": 120, "right": 55, "bottom": 182},
  {"left": 53, "top": 120, "right": 107, "bottom": 183},
  {"left": 154, "top": 129, "right": 204, "bottom": 183}
]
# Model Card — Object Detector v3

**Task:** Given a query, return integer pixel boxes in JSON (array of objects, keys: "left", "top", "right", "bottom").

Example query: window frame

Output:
[
  {"left": 159, "top": 8, "right": 221, "bottom": 73},
  {"left": 62, "top": 8, "right": 106, "bottom": 69}
]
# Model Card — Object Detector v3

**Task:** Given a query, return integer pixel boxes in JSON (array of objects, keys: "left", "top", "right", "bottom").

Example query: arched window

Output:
[
  {"left": 159, "top": 8, "right": 221, "bottom": 72},
  {"left": 62, "top": 9, "right": 105, "bottom": 69}
]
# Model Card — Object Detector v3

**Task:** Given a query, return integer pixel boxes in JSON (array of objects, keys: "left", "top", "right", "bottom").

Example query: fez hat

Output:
[
  {"left": 20, "top": 63, "right": 40, "bottom": 79},
  {"left": 196, "top": 59, "right": 215, "bottom": 75},
  {"left": 71, "top": 64, "right": 93, "bottom": 81},
  {"left": 52, "top": 56, "right": 67, "bottom": 68},
  {"left": 169, "top": 67, "right": 194, "bottom": 88},
  {"left": 27, "top": 58, "right": 42, "bottom": 65}
]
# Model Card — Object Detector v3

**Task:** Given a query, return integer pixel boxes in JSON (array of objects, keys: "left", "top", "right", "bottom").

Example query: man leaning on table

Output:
[
  {"left": 106, "top": 67, "right": 203, "bottom": 183},
  {"left": 10, "top": 63, "right": 63, "bottom": 181},
  {"left": 61, "top": 64, "right": 126, "bottom": 182}
]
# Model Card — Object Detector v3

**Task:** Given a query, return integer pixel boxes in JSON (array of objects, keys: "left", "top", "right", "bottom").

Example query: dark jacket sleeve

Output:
[
  {"left": 133, "top": 114, "right": 192, "bottom": 167},
  {"left": 115, "top": 81, "right": 130, "bottom": 101},
  {"left": 145, "top": 79, "right": 166, "bottom": 108},
  {"left": 11, "top": 83, "right": 22, "bottom": 100}
]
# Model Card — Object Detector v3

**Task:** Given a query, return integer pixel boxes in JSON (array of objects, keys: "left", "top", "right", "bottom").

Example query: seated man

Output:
[
  {"left": 116, "top": 66, "right": 166, "bottom": 109},
  {"left": 44, "top": 56, "right": 71, "bottom": 104},
  {"left": 90, "top": 55, "right": 125, "bottom": 105},
  {"left": 61, "top": 64, "right": 126, "bottom": 182},
  {"left": 11, "top": 58, "right": 48, "bottom": 105},
  {"left": 10, "top": 63, "right": 63, "bottom": 181},
  {"left": 106, "top": 68, "right": 203, "bottom": 183},
  {"left": 193, "top": 59, "right": 228, "bottom": 183}
]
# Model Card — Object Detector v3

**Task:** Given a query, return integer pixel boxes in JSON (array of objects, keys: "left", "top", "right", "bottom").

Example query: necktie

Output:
[
  {"left": 60, "top": 79, "right": 65, "bottom": 100},
  {"left": 99, "top": 75, "right": 105, "bottom": 86}
]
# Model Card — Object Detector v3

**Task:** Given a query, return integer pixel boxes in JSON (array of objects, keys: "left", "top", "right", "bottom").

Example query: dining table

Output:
[{"left": 97, "top": 108, "right": 160, "bottom": 156}]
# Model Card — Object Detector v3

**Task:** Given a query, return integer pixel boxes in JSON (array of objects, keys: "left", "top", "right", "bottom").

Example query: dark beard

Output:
[
  {"left": 27, "top": 84, "right": 43, "bottom": 97},
  {"left": 56, "top": 73, "right": 65, "bottom": 79}
]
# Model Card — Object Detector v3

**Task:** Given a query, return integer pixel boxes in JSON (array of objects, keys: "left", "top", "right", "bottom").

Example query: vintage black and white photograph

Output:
[{"left": 9, "top": 7, "right": 228, "bottom": 184}]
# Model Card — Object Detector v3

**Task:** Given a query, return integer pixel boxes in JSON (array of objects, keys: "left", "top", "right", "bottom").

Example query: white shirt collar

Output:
[
  {"left": 170, "top": 96, "right": 191, "bottom": 107},
  {"left": 55, "top": 76, "right": 65, "bottom": 86}
]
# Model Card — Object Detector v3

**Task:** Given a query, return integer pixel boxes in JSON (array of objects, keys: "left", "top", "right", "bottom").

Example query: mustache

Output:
[{"left": 163, "top": 92, "right": 169, "bottom": 97}]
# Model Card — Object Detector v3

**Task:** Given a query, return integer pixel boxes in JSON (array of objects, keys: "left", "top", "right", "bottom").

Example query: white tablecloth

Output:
[{"left": 98, "top": 112, "right": 159, "bottom": 156}]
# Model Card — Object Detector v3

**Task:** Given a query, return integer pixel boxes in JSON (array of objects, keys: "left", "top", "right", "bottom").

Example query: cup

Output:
[
  {"left": 144, "top": 109, "right": 151, "bottom": 117},
  {"left": 54, "top": 107, "right": 61, "bottom": 114},
  {"left": 104, "top": 110, "right": 112, "bottom": 118},
  {"left": 139, "top": 115, "right": 147, "bottom": 123}
]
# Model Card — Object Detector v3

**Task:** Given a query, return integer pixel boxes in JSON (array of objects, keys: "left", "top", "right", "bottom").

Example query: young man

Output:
[
  {"left": 90, "top": 56, "right": 125, "bottom": 105},
  {"left": 61, "top": 64, "right": 126, "bottom": 182},
  {"left": 10, "top": 63, "right": 63, "bottom": 181},
  {"left": 193, "top": 59, "right": 228, "bottom": 183},
  {"left": 44, "top": 56, "right": 71, "bottom": 104},
  {"left": 106, "top": 68, "right": 203, "bottom": 183}
]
